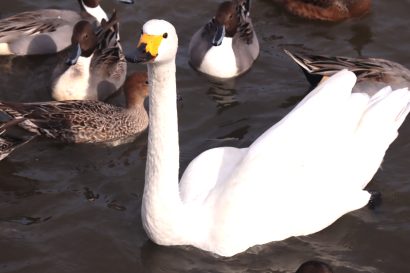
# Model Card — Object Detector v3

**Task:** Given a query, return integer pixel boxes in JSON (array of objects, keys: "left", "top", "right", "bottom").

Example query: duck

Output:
[
  {"left": 295, "top": 261, "right": 334, "bottom": 273},
  {"left": 284, "top": 49, "right": 410, "bottom": 94},
  {"left": 188, "top": 0, "right": 259, "bottom": 78},
  {"left": 51, "top": 11, "right": 127, "bottom": 101},
  {"left": 0, "top": 0, "right": 134, "bottom": 56},
  {"left": 0, "top": 71, "right": 148, "bottom": 160},
  {"left": 272, "top": 0, "right": 371, "bottom": 21},
  {"left": 126, "top": 19, "right": 410, "bottom": 257},
  {"left": 0, "top": 119, "right": 35, "bottom": 161}
]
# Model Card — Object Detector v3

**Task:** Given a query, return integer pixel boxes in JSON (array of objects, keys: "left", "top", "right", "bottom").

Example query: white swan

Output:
[{"left": 126, "top": 19, "right": 410, "bottom": 257}]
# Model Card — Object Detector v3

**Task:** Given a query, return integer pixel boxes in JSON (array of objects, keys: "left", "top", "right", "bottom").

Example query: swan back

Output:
[{"left": 200, "top": 70, "right": 410, "bottom": 256}]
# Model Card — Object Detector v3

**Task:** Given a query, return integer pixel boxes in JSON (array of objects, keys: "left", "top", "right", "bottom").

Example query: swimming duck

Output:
[
  {"left": 284, "top": 50, "right": 410, "bottom": 94},
  {"left": 188, "top": 0, "right": 259, "bottom": 78},
  {"left": 0, "top": 71, "right": 148, "bottom": 160},
  {"left": 0, "top": 119, "right": 35, "bottom": 161},
  {"left": 272, "top": 0, "right": 371, "bottom": 21},
  {"left": 52, "top": 11, "right": 126, "bottom": 101},
  {"left": 126, "top": 19, "right": 410, "bottom": 257},
  {"left": 0, "top": 0, "right": 134, "bottom": 56}
]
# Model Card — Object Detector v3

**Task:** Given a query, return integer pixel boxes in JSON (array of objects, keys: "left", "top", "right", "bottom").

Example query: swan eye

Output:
[{"left": 163, "top": 33, "right": 168, "bottom": 39}]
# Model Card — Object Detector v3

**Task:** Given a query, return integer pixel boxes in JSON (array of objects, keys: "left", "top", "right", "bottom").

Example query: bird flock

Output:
[{"left": 0, "top": 0, "right": 409, "bottom": 272}]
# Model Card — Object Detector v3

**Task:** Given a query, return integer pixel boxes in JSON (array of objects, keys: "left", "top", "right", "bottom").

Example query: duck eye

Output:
[
  {"left": 145, "top": 80, "right": 149, "bottom": 84},
  {"left": 163, "top": 33, "right": 168, "bottom": 39}
]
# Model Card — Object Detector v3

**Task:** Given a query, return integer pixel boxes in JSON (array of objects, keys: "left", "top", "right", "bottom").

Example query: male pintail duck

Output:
[
  {"left": 189, "top": 0, "right": 259, "bottom": 78},
  {"left": 52, "top": 11, "right": 127, "bottom": 101},
  {"left": 284, "top": 49, "right": 410, "bottom": 94},
  {"left": 273, "top": 0, "right": 371, "bottom": 21},
  {"left": 0, "top": 71, "right": 148, "bottom": 160},
  {"left": 126, "top": 19, "right": 410, "bottom": 257},
  {"left": 0, "top": 0, "right": 134, "bottom": 56}
]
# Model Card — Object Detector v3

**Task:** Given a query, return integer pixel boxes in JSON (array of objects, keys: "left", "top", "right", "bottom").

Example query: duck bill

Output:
[
  {"left": 212, "top": 24, "right": 225, "bottom": 46},
  {"left": 66, "top": 43, "right": 81, "bottom": 66},
  {"left": 117, "top": 0, "right": 134, "bottom": 4},
  {"left": 126, "top": 33, "right": 163, "bottom": 63}
]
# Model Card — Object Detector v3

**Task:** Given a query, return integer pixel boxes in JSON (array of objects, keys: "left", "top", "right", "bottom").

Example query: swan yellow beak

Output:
[
  {"left": 138, "top": 34, "right": 163, "bottom": 57},
  {"left": 125, "top": 33, "right": 164, "bottom": 63}
]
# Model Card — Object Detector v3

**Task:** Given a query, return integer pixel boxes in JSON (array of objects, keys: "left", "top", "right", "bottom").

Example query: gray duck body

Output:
[
  {"left": 285, "top": 50, "right": 410, "bottom": 95},
  {"left": 0, "top": 9, "right": 87, "bottom": 55}
]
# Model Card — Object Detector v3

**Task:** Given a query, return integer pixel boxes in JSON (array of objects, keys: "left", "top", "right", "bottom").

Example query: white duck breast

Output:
[
  {"left": 197, "top": 37, "right": 238, "bottom": 78},
  {"left": 137, "top": 19, "right": 410, "bottom": 257},
  {"left": 188, "top": 0, "right": 259, "bottom": 78},
  {"left": 82, "top": 3, "right": 108, "bottom": 23},
  {"left": 52, "top": 55, "right": 93, "bottom": 101}
]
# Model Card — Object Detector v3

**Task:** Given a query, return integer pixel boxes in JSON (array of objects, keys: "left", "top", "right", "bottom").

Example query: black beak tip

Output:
[
  {"left": 118, "top": 0, "right": 134, "bottom": 4},
  {"left": 65, "top": 58, "right": 76, "bottom": 66},
  {"left": 125, "top": 55, "right": 138, "bottom": 63}
]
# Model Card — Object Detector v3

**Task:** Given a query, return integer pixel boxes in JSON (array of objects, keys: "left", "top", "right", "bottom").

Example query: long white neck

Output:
[
  {"left": 142, "top": 59, "right": 186, "bottom": 245},
  {"left": 82, "top": 1, "right": 108, "bottom": 23}
]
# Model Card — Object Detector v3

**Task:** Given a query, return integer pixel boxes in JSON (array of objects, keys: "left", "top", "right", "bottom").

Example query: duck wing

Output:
[
  {"left": 92, "top": 11, "right": 126, "bottom": 79},
  {"left": 0, "top": 119, "right": 36, "bottom": 160},
  {"left": 284, "top": 50, "right": 410, "bottom": 87},
  {"left": 0, "top": 9, "right": 80, "bottom": 43}
]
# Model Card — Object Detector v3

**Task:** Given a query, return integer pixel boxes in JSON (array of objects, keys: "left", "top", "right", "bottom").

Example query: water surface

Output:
[{"left": 0, "top": 0, "right": 410, "bottom": 272}]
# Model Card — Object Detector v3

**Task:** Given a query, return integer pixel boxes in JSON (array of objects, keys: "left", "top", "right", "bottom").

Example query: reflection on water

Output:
[
  {"left": 0, "top": 0, "right": 410, "bottom": 273},
  {"left": 207, "top": 76, "right": 239, "bottom": 110},
  {"left": 348, "top": 24, "right": 373, "bottom": 56}
]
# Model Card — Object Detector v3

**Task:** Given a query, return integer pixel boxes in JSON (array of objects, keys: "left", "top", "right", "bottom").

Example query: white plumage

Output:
[{"left": 138, "top": 19, "right": 410, "bottom": 257}]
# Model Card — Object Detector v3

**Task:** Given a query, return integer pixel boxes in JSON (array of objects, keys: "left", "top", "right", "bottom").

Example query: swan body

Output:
[{"left": 130, "top": 19, "right": 410, "bottom": 257}]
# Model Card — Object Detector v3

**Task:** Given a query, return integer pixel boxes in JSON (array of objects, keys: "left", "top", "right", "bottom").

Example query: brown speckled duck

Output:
[
  {"left": 0, "top": 119, "right": 35, "bottom": 160},
  {"left": 273, "top": 0, "right": 371, "bottom": 21},
  {"left": 0, "top": 72, "right": 148, "bottom": 160}
]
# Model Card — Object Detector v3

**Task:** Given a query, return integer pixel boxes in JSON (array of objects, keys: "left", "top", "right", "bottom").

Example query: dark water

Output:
[{"left": 0, "top": 1, "right": 410, "bottom": 272}]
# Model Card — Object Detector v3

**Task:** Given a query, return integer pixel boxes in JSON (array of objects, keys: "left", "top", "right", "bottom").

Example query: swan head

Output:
[{"left": 126, "top": 19, "right": 178, "bottom": 64}]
